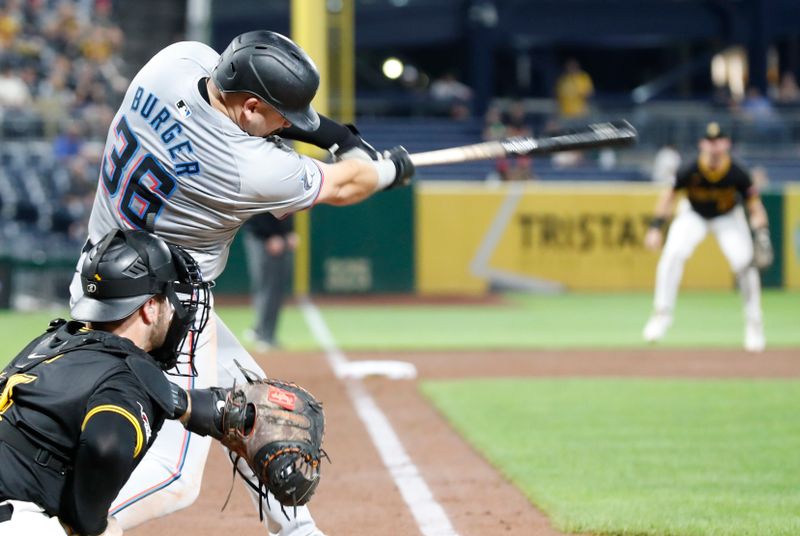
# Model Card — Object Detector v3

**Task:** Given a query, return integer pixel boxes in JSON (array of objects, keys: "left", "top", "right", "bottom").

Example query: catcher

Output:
[{"left": 0, "top": 230, "right": 324, "bottom": 535}]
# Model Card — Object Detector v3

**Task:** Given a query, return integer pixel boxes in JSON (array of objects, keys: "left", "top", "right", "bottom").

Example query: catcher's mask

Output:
[{"left": 71, "top": 229, "right": 211, "bottom": 375}]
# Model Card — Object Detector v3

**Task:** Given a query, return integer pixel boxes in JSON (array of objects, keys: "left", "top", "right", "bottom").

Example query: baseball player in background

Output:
[
  {"left": 69, "top": 30, "right": 414, "bottom": 536},
  {"left": 0, "top": 230, "right": 215, "bottom": 535},
  {"left": 643, "top": 122, "right": 773, "bottom": 352},
  {"left": 243, "top": 213, "right": 297, "bottom": 351}
]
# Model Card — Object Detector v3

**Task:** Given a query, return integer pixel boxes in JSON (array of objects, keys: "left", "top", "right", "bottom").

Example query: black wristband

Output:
[
  {"left": 384, "top": 146, "right": 414, "bottom": 189},
  {"left": 649, "top": 216, "right": 667, "bottom": 230},
  {"left": 184, "top": 388, "right": 227, "bottom": 439},
  {"left": 169, "top": 383, "right": 188, "bottom": 420}
]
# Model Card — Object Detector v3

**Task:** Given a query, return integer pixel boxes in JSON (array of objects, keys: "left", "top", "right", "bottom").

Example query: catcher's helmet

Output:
[
  {"left": 71, "top": 229, "right": 211, "bottom": 373},
  {"left": 212, "top": 30, "right": 320, "bottom": 131}
]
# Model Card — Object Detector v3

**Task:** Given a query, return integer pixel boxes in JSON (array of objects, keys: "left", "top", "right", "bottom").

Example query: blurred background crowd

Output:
[
  {"left": 1, "top": 0, "right": 799, "bottom": 305},
  {"left": 0, "top": 0, "right": 127, "bottom": 246}
]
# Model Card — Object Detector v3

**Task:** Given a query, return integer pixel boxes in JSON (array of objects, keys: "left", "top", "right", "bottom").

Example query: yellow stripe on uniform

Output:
[
  {"left": 82, "top": 405, "right": 144, "bottom": 458},
  {"left": 0, "top": 373, "right": 37, "bottom": 417},
  {"left": 45, "top": 353, "right": 64, "bottom": 364}
]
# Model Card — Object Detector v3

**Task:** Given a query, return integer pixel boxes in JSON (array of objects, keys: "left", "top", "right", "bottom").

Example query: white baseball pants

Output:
[
  {"left": 653, "top": 199, "right": 762, "bottom": 322},
  {"left": 0, "top": 500, "right": 69, "bottom": 536}
]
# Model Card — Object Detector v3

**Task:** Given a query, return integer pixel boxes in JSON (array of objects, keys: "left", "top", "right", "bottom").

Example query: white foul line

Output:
[{"left": 299, "top": 298, "right": 459, "bottom": 536}]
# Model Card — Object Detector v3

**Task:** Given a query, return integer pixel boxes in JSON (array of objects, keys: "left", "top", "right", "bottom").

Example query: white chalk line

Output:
[{"left": 299, "top": 297, "right": 459, "bottom": 536}]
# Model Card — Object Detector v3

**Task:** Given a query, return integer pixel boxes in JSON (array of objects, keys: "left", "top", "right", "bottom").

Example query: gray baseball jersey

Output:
[{"left": 87, "top": 41, "right": 322, "bottom": 281}]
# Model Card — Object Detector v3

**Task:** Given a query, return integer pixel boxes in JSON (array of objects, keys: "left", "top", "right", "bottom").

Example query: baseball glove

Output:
[
  {"left": 220, "top": 376, "right": 326, "bottom": 510},
  {"left": 752, "top": 227, "right": 774, "bottom": 270}
]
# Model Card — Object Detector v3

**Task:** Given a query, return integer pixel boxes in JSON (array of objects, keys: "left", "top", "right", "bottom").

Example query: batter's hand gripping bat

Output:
[{"left": 408, "top": 120, "right": 637, "bottom": 167}]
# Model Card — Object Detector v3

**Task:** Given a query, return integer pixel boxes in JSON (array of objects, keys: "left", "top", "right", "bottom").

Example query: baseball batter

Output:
[
  {"left": 643, "top": 122, "right": 772, "bottom": 352},
  {"left": 69, "top": 31, "right": 413, "bottom": 536}
]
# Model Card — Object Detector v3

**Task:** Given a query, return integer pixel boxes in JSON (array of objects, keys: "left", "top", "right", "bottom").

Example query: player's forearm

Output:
[
  {"left": 652, "top": 189, "right": 677, "bottom": 220},
  {"left": 170, "top": 384, "right": 225, "bottom": 439},
  {"left": 315, "top": 148, "right": 415, "bottom": 206},
  {"left": 316, "top": 160, "right": 388, "bottom": 206},
  {"left": 747, "top": 198, "right": 768, "bottom": 229}
]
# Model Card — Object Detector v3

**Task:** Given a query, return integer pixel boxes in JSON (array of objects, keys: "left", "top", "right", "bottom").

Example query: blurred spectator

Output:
[
  {"left": 776, "top": 72, "right": 800, "bottom": 104},
  {"left": 482, "top": 105, "right": 507, "bottom": 141},
  {"left": 430, "top": 72, "right": 473, "bottom": 119},
  {"left": 53, "top": 121, "right": 84, "bottom": 161},
  {"left": 0, "top": 61, "right": 31, "bottom": 109},
  {"left": 740, "top": 87, "right": 775, "bottom": 121},
  {"left": 738, "top": 86, "right": 786, "bottom": 143},
  {"left": 555, "top": 58, "right": 594, "bottom": 119},
  {"left": 483, "top": 102, "right": 533, "bottom": 181},
  {"left": 546, "top": 118, "right": 584, "bottom": 168},
  {"left": 651, "top": 144, "right": 681, "bottom": 185},
  {"left": 482, "top": 105, "right": 507, "bottom": 182},
  {"left": 0, "top": 3, "right": 22, "bottom": 48}
]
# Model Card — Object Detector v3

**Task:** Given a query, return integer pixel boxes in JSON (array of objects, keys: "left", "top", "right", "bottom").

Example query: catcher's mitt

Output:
[
  {"left": 220, "top": 375, "right": 326, "bottom": 511},
  {"left": 752, "top": 227, "right": 774, "bottom": 270}
]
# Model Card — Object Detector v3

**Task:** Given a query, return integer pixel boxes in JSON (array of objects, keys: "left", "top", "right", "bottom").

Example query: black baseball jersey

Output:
[
  {"left": 0, "top": 320, "right": 169, "bottom": 534},
  {"left": 244, "top": 212, "right": 294, "bottom": 240},
  {"left": 673, "top": 155, "right": 755, "bottom": 218}
]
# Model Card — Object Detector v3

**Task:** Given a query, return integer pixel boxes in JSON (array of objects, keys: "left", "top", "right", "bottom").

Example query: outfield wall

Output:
[
  {"left": 417, "top": 182, "right": 733, "bottom": 293},
  {"left": 786, "top": 185, "right": 800, "bottom": 289},
  {"left": 209, "top": 181, "right": 794, "bottom": 295}
]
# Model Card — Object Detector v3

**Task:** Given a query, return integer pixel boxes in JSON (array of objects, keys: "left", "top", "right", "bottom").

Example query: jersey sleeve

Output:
[
  {"left": 235, "top": 138, "right": 323, "bottom": 219},
  {"left": 736, "top": 165, "right": 757, "bottom": 199},
  {"left": 673, "top": 161, "right": 693, "bottom": 190},
  {"left": 83, "top": 371, "right": 160, "bottom": 460},
  {"left": 60, "top": 371, "right": 162, "bottom": 535},
  {"left": 63, "top": 412, "right": 139, "bottom": 535}
]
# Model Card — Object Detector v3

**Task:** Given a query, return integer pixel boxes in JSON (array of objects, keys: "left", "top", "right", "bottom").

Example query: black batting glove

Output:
[
  {"left": 384, "top": 146, "right": 415, "bottom": 189},
  {"left": 332, "top": 124, "right": 380, "bottom": 162}
]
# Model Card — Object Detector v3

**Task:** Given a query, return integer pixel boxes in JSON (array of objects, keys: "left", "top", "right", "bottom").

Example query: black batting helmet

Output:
[
  {"left": 212, "top": 30, "right": 320, "bottom": 131},
  {"left": 71, "top": 230, "right": 211, "bottom": 373}
]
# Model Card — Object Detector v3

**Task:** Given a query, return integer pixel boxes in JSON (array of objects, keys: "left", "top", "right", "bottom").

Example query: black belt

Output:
[{"left": 0, "top": 421, "right": 70, "bottom": 476}]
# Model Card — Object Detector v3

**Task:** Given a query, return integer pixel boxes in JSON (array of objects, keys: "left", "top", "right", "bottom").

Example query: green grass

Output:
[
  {"left": 0, "top": 309, "right": 68, "bottom": 357},
  {"left": 307, "top": 290, "right": 799, "bottom": 350},
  {"left": 1, "top": 291, "right": 798, "bottom": 366},
  {"left": 421, "top": 378, "right": 800, "bottom": 536},
  {"left": 224, "top": 289, "right": 796, "bottom": 351}
]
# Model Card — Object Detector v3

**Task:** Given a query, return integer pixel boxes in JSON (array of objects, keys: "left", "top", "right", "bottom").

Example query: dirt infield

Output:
[{"left": 128, "top": 348, "right": 800, "bottom": 536}]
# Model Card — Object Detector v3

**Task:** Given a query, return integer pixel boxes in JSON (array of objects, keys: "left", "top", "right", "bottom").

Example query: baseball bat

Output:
[{"left": 408, "top": 119, "right": 637, "bottom": 167}]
